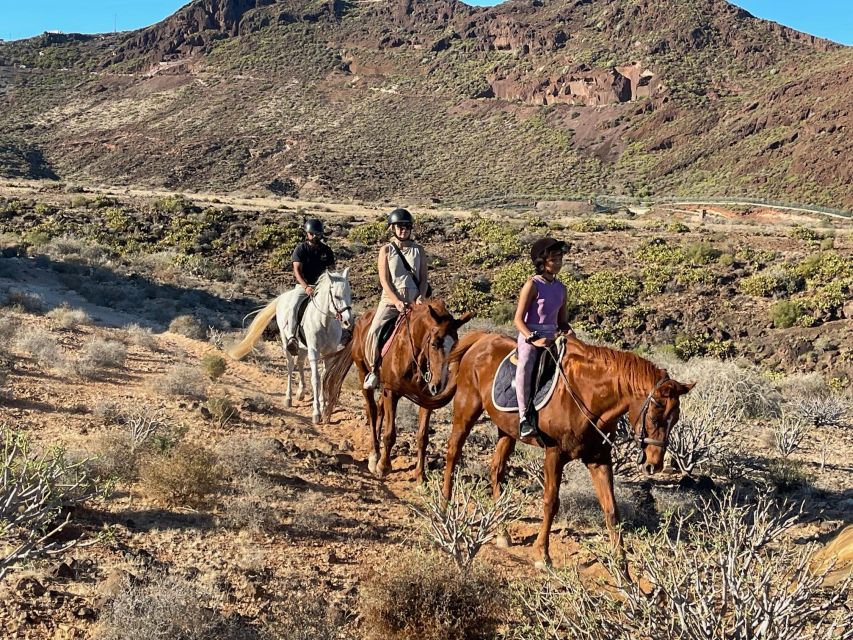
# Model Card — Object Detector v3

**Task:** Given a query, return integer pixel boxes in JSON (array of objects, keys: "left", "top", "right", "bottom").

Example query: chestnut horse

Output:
[
  {"left": 322, "top": 300, "right": 472, "bottom": 480},
  {"left": 441, "top": 331, "right": 693, "bottom": 567}
]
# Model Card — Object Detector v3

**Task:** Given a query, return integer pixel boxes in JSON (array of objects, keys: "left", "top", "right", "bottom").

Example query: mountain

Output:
[{"left": 0, "top": 0, "right": 850, "bottom": 207}]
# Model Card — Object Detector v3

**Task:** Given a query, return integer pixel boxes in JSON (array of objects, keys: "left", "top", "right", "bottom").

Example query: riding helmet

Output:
[
  {"left": 530, "top": 237, "right": 568, "bottom": 262},
  {"left": 304, "top": 218, "right": 324, "bottom": 235},
  {"left": 387, "top": 208, "right": 414, "bottom": 226}
]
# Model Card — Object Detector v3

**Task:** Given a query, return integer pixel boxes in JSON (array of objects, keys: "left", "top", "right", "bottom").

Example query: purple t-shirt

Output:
[{"left": 523, "top": 275, "right": 566, "bottom": 326}]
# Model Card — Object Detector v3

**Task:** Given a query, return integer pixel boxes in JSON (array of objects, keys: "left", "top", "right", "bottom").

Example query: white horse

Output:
[{"left": 227, "top": 269, "right": 354, "bottom": 423}]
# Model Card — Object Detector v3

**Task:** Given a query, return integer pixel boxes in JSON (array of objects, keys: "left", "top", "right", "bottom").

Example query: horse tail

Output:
[
  {"left": 321, "top": 338, "right": 354, "bottom": 422},
  {"left": 226, "top": 297, "right": 280, "bottom": 360}
]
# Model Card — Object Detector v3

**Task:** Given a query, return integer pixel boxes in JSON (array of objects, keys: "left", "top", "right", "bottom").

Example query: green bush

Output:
[
  {"left": 564, "top": 271, "right": 640, "bottom": 316},
  {"left": 806, "top": 281, "right": 849, "bottom": 316},
  {"left": 635, "top": 238, "right": 685, "bottom": 265},
  {"left": 567, "top": 218, "right": 630, "bottom": 232},
  {"left": 789, "top": 225, "right": 821, "bottom": 243},
  {"left": 201, "top": 353, "right": 227, "bottom": 380},
  {"left": 791, "top": 251, "right": 852, "bottom": 287},
  {"left": 769, "top": 300, "right": 803, "bottom": 328},
  {"left": 459, "top": 215, "right": 524, "bottom": 267},
  {"left": 446, "top": 279, "right": 490, "bottom": 316},
  {"left": 139, "top": 443, "right": 221, "bottom": 507},
  {"left": 666, "top": 221, "right": 689, "bottom": 233},
  {"left": 348, "top": 221, "right": 387, "bottom": 245},
  {"left": 491, "top": 261, "right": 532, "bottom": 301}
]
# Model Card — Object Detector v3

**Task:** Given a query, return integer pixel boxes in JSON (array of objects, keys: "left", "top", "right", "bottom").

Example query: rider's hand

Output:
[
  {"left": 533, "top": 337, "right": 553, "bottom": 348},
  {"left": 304, "top": 286, "right": 314, "bottom": 296},
  {"left": 394, "top": 299, "right": 409, "bottom": 313}
]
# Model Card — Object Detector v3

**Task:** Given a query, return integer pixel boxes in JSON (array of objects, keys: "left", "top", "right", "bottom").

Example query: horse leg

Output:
[
  {"left": 284, "top": 352, "right": 294, "bottom": 408},
  {"left": 361, "top": 375, "right": 381, "bottom": 474},
  {"left": 533, "top": 447, "right": 567, "bottom": 569},
  {"left": 586, "top": 462, "right": 623, "bottom": 553},
  {"left": 491, "top": 432, "right": 516, "bottom": 548},
  {"left": 297, "top": 351, "right": 307, "bottom": 401},
  {"left": 308, "top": 349, "right": 321, "bottom": 424},
  {"left": 376, "top": 391, "right": 399, "bottom": 478},
  {"left": 441, "top": 394, "right": 483, "bottom": 501},
  {"left": 413, "top": 406, "right": 432, "bottom": 484}
]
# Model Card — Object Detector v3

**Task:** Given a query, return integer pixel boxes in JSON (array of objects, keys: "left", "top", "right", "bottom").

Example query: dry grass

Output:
[
  {"left": 124, "top": 323, "right": 159, "bottom": 351},
  {"left": 16, "top": 327, "right": 63, "bottom": 367},
  {"left": 46, "top": 305, "right": 91, "bottom": 328},
  {"left": 201, "top": 353, "right": 228, "bottom": 380},
  {"left": 168, "top": 314, "right": 207, "bottom": 340},
  {"left": 154, "top": 364, "right": 208, "bottom": 399}
]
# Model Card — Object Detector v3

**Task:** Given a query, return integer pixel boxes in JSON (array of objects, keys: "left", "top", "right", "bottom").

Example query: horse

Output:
[
  {"left": 440, "top": 331, "right": 693, "bottom": 567},
  {"left": 322, "top": 299, "right": 472, "bottom": 480},
  {"left": 227, "top": 269, "right": 354, "bottom": 424}
]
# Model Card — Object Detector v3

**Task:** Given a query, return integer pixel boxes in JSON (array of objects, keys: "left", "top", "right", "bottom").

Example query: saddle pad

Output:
[{"left": 491, "top": 340, "right": 565, "bottom": 413}]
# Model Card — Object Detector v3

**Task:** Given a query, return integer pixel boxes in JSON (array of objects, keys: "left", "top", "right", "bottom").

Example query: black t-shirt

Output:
[{"left": 291, "top": 241, "right": 335, "bottom": 285}]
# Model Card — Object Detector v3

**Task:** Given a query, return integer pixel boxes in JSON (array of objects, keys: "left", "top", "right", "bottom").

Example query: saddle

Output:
[
  {"left": 294, "top": 295, "right": 312, "bottom": 346},
  {"left": 491, "top": 339, "right": 565, "bottom": 413}
]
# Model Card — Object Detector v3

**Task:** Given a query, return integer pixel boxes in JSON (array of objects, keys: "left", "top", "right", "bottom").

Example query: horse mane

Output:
[{"left": 572, "top": 340, "right": 664, "bottom": 394}]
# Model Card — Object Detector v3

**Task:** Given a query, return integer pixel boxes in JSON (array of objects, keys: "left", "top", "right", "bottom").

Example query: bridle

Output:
[
  {"left": 309, "top": 274, "right": 352, "bottom": 322},
  {"left": 546, "top": 339, "right": 670, "bottom": 462},
  {"left": 402, "top": 308, "right": 433, "bottom": 385}
]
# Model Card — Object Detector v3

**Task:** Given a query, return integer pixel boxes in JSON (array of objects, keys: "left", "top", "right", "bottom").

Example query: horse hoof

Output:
[
  {"left": 376, "top": 462, "right": 390, "bottom": 478},
  {"left": 284, "top": 399, "right": 292, "bottom": 408},
  {"left": 534, "top": 558, "right": 553, "bottom": 571},
  {"left": 368, "top": 453, "right": 379, "bottom": 474},
  {"left": 312, "top": 414, "right": 321, "bottom": 425},
  {"left": 495, "top": 534, "right": 512, "bottom": 549}
]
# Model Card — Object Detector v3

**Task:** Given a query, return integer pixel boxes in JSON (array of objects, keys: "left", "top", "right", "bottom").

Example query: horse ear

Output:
[
  {"left": 428, "top": 305, "right": 442, "bottom": 323},
  {"left": 661, "top": 380, "right": 695, "bottom": 398},
  {"left": 453, "top": 311, "right": 474, "bottom": 329}
]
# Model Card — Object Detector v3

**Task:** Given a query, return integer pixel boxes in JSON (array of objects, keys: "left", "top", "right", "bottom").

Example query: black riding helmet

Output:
[
  {"left": 304, "top": 218, "right": 324, "bottom": 236},
  {"left": 387, "top": 208, "right": 414, "bottom": 227}
]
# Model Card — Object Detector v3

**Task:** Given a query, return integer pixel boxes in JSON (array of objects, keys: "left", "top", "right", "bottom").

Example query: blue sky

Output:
[{"left": 1, "top": 0, "right": 851, "bottom": 45}]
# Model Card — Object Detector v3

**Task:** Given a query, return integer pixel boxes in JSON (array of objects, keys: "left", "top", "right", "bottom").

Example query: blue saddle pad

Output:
[{"left": 491, "top": 340, "right": 564, "bottom": 413}]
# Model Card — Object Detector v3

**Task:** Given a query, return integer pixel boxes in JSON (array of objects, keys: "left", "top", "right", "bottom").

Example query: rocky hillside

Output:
[{"left": 0, "top": 0, "right": 850, "bottom": 207}]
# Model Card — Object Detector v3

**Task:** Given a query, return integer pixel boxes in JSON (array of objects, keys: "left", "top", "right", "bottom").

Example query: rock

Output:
[
  {"left": 49, "top": 561, "right": 75, "bottom": 579},
  {"left": 15, "top": 577, "right": 46, "bottom": 598}
]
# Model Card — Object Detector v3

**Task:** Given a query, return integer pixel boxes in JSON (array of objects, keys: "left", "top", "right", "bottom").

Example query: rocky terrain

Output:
[{"left": 0, "top": 0, "right": 851, "bottom": 207}]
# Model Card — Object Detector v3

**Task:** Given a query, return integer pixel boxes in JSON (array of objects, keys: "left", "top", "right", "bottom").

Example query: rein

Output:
[
  {"left": 543, "top": 339, "right": 669, "bottom": 455},
  {"left": 308, "top": 274, "right": 352, "bottom": 322},
  {"left": 402, "top": 308, "right": 432, "bottom": 385}
]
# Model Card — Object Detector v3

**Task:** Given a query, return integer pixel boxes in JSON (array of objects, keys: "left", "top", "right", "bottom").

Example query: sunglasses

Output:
[{"left": 394, "top": 223, "right": 412, "bottom": 229}]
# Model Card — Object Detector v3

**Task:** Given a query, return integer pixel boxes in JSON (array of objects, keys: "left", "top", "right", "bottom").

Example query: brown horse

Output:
[
  {"left": 323, "top": 299, "right": 472, "bottom": 480},
  {"left": 441, "top": 331, "right": 693, "bottom": 567}
]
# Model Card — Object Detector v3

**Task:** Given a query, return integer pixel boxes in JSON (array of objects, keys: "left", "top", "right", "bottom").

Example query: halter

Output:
[{"left": 633, "top": 374, "right": 670, "bottom": 450}]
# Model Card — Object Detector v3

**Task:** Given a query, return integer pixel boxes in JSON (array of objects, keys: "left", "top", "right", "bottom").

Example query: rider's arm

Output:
[
  {"left": 417, "top": 246, "right": 429, "bottom": 301},
  {"left": 378, "top": 245, "right": 405, "bottom": 305},
  {"left": 293, "top": 262, "right": 311, "bottom": 291},
  {"left": 514, "top": 278, "right": 537, "bottom": 339}
]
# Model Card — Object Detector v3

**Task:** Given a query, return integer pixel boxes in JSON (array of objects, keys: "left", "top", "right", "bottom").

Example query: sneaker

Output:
[
  {"left": 519, "top": 417, "right": 537, "bottom": 439},
  {"left": 286, "top": 337, "right": 299, "bottom": 356},
  {"left": 363, "top": 371, "right": 378, "bottom": 390}
]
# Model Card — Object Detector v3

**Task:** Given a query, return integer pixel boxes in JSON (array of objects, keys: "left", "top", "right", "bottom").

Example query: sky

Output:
[{"left": 0, "top": 0, "right": 851, "bottom": 46}]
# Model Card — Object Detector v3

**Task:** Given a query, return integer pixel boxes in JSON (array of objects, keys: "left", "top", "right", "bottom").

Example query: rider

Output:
[
  {"left": 285, "top": 218, "right": 336, "bottom": 355},
  {"left": 362, "top": 208, "right": 430, "bottom": 390},
  {"left": 514, "top": 237, "right": 574, "bottom": 439}
]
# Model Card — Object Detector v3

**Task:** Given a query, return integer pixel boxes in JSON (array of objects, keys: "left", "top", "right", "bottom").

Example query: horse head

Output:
[
  {"left": 629, "top": 375, "right": 694, "bottom": 475},
  {"left": 323, "top": 267, "right": 354, "bottom": 330},
  {"left": 411, "top": 300, "right": 473, "bottom": 396}
]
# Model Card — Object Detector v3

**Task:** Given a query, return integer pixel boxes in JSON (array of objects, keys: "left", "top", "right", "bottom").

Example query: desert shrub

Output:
[
  {"left": 3, "top": 290, "right": 45, "bottom": 313},
  {"left": 96, "top": 570, "right": 253, "bottom": 640},
  {"left": 772, "top": 411, "right": 809, "bottom": 458},
  {"left": 805, "top": 280, "right": 849, "bottom": 316},
  {"left": 265, "top": 593, "right": 342, "bottom": 640},
  {"left": 491, "top": 260, "right": 533, "bottom": 300},
  {"left": 16, "top": 328, "right": 62, "bottom": 367},
  {"left": 168, "top": 314, "right": 207, "bottom": 340},
  {"left": 1, "top": 427, "right": 105, "bottom": 579},
  {"left": 215, "top": 436, "right": 278, "bottom": 477},
  {"left": 348, "top": 220, "right": 387, "bottom": 245},
  {"left": 563, "top": 271, "right": 640, "bottom": 316},
  {"left": 0, "top": 314, "right": 17, "bottom": 342},
  {"left": 359, "top": 550, "right": 504, "bottom": 640},
  {"left": 201, "top": 353, "right": 227, "bottom": 380},
  {"left": 515, "top": 489, "right": 848, "bottom": 640},
  {"left": 124, "top": 324, "right": 158, "bottom": 351},
  {"left": 634, "top": 238, "right": 685, "bottom": 265},
  {"left": 490, "top": 301, "right": 516, "bottom": 326},
  {"left": 82, "top": 338, "right": 127, "bottom": 369},
  {"left": 738, "top": 266, "right": 803, "bottom": 297},
  {"left": 558, "top": 463, "right": 658, "bottom": 530},
  {"left": 460, "top": 215, "right": 524, "bottom": 267},
  {"left": 89, "top": 408, "right": 167, "bottom": 481},
  {"left": 206, "top": 395, "right": 238, "bottom": 427},
  {"left": 154, "top": 365, "right": 208, "bottom": 399},
  {"left": 139, "top": 442, "right": 221, "bottom": 507},
  {"left": 785, "top": 393, "right": 849, "bottom": 428},
  {"left": 666, "top": 358, "right": 780, "bottom": 419},
  {"left": 666, "top": 221, "right": 689, "bottom": 233},
  {"left": 568, "top": 218, "right": 630, "bottom": 232},
  {"left": 791, "top": 250, "right": 852, "bottom": 287},
  {"left": 446, "top": 279, "right": 491, "bottom": 316},
  {"left": 220, "top": 473, "right": 278, "bottom": 533},
  {"left": 46, "top": 305, "right": 91, "bottom": 328},
  {"left": 769, "top": 299, "right": 803, "bottom": 328},
  {"left": 411, "top": 475, "right": 520, "bottom": 567},
  {"left": 765, "top": 458, "right": 813, "bottom": 493},
  {"left": 790, "top": 224, "right": 821, "bottom": 243},
  {"left": 291, "top": 491, "right": 338, "bottom": 534}
]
